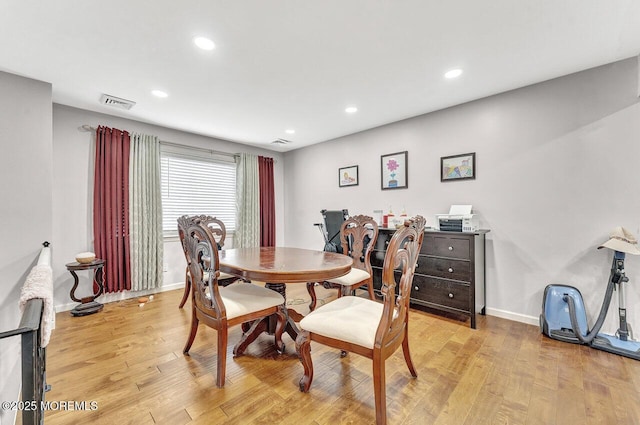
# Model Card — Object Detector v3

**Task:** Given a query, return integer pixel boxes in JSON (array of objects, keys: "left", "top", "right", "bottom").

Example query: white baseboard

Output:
[
  {"left": 53, "top": 284, "right": 541, "bottom": 329},
  {"left": 485, "top": 307, "right": 539, "bottom": 327},
  {"left": 55, "top": 282, "right": 184, "bottom": 313}
]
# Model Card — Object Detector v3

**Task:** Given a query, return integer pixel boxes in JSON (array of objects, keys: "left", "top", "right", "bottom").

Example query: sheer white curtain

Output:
[
  {"left": 236, "top": 153, "right": 260, "bottom": 247},
  {"left": 129, "top": 133, "right": 163, "bottom": 290}
]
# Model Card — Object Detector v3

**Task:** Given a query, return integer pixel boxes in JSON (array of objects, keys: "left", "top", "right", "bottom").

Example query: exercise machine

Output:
[
  {"left": 313, "top": 209, "right": 348, "bottom": 253},
  {"left": 540, "top": 227, "right": 640, "bottom": 360}
]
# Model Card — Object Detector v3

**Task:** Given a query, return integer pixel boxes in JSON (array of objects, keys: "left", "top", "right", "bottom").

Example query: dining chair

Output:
[
  {"left": 296, "top": 215, "right": 426, "bottom": 425},
  {"left": 180, "top": 216, "right": 286, "bottom": 388},
  {"left": 306, "top": 214, "right": 379, "bottom": 311},
  {"left": 178, "top": 214, "right": 240, "bottom": 308}
]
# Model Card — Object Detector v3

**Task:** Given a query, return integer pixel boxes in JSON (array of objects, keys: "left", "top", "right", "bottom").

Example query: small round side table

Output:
[{"left": 65, "top": 259, "right": 105, "bottom": 317}]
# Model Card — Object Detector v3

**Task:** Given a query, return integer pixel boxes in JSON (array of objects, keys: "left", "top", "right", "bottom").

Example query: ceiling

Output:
[{"left": 1, "top": 1, "right": 640, "bottom": 152}]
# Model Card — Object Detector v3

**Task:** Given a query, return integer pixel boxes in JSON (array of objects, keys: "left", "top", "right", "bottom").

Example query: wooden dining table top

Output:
[{"left": 219, "top": 246, "right": 352, "bottom": 283}]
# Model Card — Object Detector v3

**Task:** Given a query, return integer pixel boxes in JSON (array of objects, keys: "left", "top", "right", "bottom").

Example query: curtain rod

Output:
[
  {"left": 79, "top": 124, "right": 239, "bottom": 159},
  {"left": 160, "top": 140, "right": 239, "bottom": 159}
]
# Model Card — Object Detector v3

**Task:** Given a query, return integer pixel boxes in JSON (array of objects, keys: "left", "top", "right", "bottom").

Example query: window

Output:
[{"left": 160, "top": 145, "right": 236, "bottom": 237}]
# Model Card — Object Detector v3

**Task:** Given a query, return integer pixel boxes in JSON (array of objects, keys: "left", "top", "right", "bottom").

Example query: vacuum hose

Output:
[{"left": 563, "top": 256, "right": 621, "bottom": 344}]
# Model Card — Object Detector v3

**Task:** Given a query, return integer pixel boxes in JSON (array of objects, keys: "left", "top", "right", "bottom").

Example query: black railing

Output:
[{"left": 0, "top": 242, "right": 51, "bottom": 425}]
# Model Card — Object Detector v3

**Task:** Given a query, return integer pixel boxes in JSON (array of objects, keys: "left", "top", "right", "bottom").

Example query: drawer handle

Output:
[
  {"left": 448, "top": 267, "right": 454, "bottom": 273},
  {"left": 414, "top": 286, "right": 419, "bottom": 291},
  {"left": 415, "top": 263, "right": 419, "bottom": 268},
  {"left": 448, "top": 293, "right": 454, "bottom": 298},
  {"left": 448, "top": 246, "right": 453, "bottom": 251}
]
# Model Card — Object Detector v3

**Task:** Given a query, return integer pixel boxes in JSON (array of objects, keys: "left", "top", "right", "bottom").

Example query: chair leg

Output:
[
  {"left": 295, "top": 330, "right": 314, "bottom": 392},
  {"left": 307, "top": 282, "right": 318, "bottom": 312},
  {"left": 366, "top": 278, "right": 376, "bottom": 301},
  {"left": 183, "top": 307, "right": 199, "bottom": 354},
  {"left": 273, "top": 307, "right": 286, "bottom": 353},
  {"left": 338, "top": 284, "right": 354, "bottom": 358},
  {"left": 402, "top": 331, "right": 418, "bottom": 377},
  {"left": 372, "top": 354, "right": 387, "bottom": 425},
  {"left": 178, "top": 267, "right": 191, "bottom": 308},
  {"left": 216, "top": 327, "right": 228, "bottom": 388}
]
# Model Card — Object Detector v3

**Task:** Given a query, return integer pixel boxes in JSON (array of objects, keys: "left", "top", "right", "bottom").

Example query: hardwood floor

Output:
[{"left": 43, "top": 289, "right": 640, "bottom": 424}]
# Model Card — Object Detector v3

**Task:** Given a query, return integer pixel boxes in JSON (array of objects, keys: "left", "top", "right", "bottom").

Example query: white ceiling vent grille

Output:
[
  {"left": 99, "top": 94, "right": 136, "bottom": 110},
  {"left": 270, "top": 138, "right": 292, "bottom": 145}
]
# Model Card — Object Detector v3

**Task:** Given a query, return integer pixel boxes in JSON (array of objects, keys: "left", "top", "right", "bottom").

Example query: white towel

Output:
[{"left": 19, "top": 264, "right": 55, "bottom": 347}]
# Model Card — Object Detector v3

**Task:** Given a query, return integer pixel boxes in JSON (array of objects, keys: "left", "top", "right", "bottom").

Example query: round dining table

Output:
[{"left": 219, "top": 247, "right": 352, "bottom": 352}]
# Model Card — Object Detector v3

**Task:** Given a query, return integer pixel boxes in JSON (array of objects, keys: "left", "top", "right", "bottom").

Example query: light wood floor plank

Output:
[{"left": 42, "top": 288, "right": 640, "bottom": 424}]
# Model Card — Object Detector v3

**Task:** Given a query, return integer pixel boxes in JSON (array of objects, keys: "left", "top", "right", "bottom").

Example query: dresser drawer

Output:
[
  {"left": 419, "top": 257, "right": 471, "bottom": 281},
  {"left": 423, "top": 234, "right": 471, "bottom": 259},
  {"left": 411, "top": 275, "right": 470, "bottom": 312}
]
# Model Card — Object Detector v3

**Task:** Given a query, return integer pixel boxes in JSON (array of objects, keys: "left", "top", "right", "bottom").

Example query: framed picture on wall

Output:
[
  {"left": 338, "top": 165, "right": 359, "bottom": 187},
  {"left": 441, "top": 152, "right": 476, "bottom": 182},
  {"left": 381, "top": 151, "right": 408, "bottom": 190}
]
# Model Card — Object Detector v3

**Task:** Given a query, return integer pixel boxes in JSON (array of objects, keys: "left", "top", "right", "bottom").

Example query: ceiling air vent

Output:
[
  {"left": 99, "top": 94, "right": 136, "bottom": 110},
  {"left": 270, "top": 138, "right": 292, "bottom": 145}
]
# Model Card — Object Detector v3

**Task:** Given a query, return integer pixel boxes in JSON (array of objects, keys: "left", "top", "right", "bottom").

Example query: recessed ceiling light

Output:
[
  {"left": 151, "top": 89, "right": 168, "bottom": 98},
  {"left": 285, "top": 129, "right": 295, "bottom": 134},
  {"left": 345, "top": 106, "right": 358, "bottom": 113},
  {"left": 444, "top": 69, "right": 463, "bottom": 79},
  {"left": 194, "top": 36, "right": 215, "bottom": 51}
]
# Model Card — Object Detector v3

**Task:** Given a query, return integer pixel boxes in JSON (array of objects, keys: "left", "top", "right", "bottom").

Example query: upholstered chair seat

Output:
[
  {"left": 202, "top": 271, "right": 235, "bottom": 282},
  {"left": 300, "top": 296, "right": 386, "bottom": 349},
  {"left": 325, "top": 267, "right": 370, "bottom": 287},
  {"left": 219, "top": 271, "right": 235, "bottom": 281},
  {"left": 218, "top": 282, "right": 284, "bottom": 320}
]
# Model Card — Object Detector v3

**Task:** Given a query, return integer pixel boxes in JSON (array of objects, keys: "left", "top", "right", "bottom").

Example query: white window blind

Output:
[{"left": 160, "top": 147, "right": 236, "bottom": 237}]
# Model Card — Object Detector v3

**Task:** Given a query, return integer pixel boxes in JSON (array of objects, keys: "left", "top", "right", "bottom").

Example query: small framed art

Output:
[
  {"left": 381, "top": 151, "right": 408, "bottom": 190},
  {"left": 441, "top": 152, "right": 476, "bottom": 182},
  {"left": 338, "top": 165, "right": 359, "bottom": 187}
]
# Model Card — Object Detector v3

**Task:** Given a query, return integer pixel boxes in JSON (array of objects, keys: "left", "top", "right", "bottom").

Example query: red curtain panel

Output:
[
  {"left": 258, "top": 156, "right": 275, "bottom": 247},
  {"left": 93, "top": 126, "right": 131, "bottom": 292}
]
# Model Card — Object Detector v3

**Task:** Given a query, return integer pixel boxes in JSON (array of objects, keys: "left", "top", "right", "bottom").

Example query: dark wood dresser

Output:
[{"left": 371, "top": 228, "right": 489, "bottom": 329}]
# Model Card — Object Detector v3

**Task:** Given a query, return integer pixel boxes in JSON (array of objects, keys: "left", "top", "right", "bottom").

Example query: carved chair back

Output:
[
  {"left": 338, "top": 214, "right": 379, "bottom": 275},
  {"left": 375, "top": 215, "right": 425, "bottom": 350},
  {"left": 178, "top": 215, "right": 226, "bottom": 320},
  {"left": 177, "top": 214, "right": 226, "bottom": 255},
  {"left": 177, "top": 214, "right": 230, "bottom": 308}
]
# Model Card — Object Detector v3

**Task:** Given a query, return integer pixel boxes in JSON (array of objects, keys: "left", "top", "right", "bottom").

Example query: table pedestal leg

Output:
[
  {"left": 233, "top": 317, "right": 269, "bottom": 356},
  {"left": 264, "top": 282, "right": 300, "bottom": 342},
  {"left": 233, "top": 282, "right": 304, "bottom": 354}
]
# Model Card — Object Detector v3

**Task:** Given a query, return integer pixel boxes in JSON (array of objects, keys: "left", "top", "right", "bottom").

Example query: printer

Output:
[{"left": 436, "top": 205, "right": 479, "bottom": 232}]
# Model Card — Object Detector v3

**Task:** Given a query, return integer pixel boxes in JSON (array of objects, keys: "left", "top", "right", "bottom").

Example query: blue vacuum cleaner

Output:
[{"left": 540, "top": 226, "right": 640, "bottom": 360}]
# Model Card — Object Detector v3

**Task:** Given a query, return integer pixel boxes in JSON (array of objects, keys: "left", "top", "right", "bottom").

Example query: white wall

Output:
[
  {"left": 52, "top": 105, "right": 285, "bottom": 310},
  {"left": 283, "top": 57, "right": 640, "bottom": 335},
  {"left": 3, "top": 59, "right": 639, "bottom": 420},
  {"left": 0, "top": 72, "right": 52, "bottom": 425}
]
